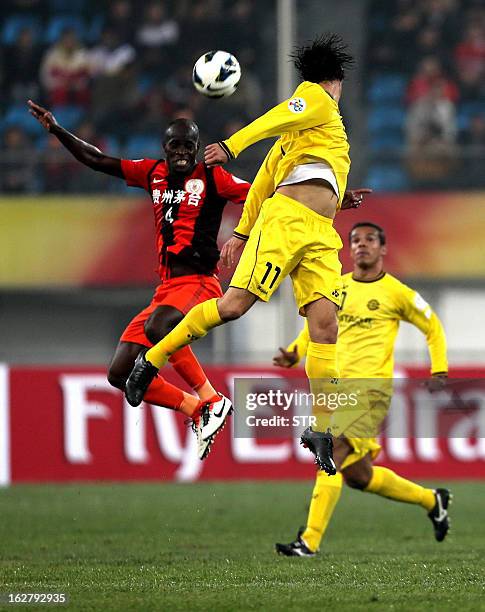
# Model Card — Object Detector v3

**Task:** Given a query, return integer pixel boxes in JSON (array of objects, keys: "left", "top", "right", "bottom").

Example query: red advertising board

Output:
[{"left": 1, "top": 365, "right": 484, "bottom": 485}]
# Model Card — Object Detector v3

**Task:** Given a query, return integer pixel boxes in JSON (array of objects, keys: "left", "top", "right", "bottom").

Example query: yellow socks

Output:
[
  {"left": 365, "top": 466, "right": 436, "bottom": 511},
  {"left": 146, "top": 298, "right": 223, "bottom": 368},
  {"left": 305, "top": 342, "right": 339, "bottom": 432},
  {"left": 301, "top": 471, "right": 343, "bottom": 552}
]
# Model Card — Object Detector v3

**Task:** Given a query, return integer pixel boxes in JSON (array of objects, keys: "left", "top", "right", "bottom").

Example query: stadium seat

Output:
[
  {"left": 367, "top": 105, "right": 406, "bottom": 134},
  {"left": 369, "top": 131, "right": 404, "bottom": 153},
  {"left": 1, "top": 16, "right": 42, "bottom": 45},
  {"left": 44, "top": 16, "right": 86, "bottom": 44},
  {"left": 50, "top": 105, "right": 85, "bottom": 131},
  {"left": 365, "top": 164, "right": 409, "bottom": 191},
  {"left": 1, "top": 104, "right": 45, "bottom": 136},
  {"left": 457, "top": 102, "right": 485, "bottom": 132},
  {"left": 124, "top": 135, "right": 162, "bottom": 160},
  {"left": 368, "top": 75, "right": 407, "bottom": 104}
]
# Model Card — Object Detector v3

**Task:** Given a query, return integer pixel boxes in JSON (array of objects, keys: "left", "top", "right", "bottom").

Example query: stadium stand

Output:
[
  {"left": 0, "top": 0, "right": 270, "bottom": 193},
  {"left": 366, "top": 0, "right": 485, "bottom": 191}
]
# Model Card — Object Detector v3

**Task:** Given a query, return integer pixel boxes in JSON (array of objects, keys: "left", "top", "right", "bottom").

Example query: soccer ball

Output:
[{"left": 192, "top": 50, "right": 241, "bottom": 98}]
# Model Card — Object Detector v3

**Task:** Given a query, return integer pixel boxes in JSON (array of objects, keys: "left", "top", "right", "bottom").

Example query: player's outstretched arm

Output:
[
  {"left": 27, "top": 100, "right": 123, "bottom": 178},
  {"left": 205, "top": 84, "right": 334, "bottom": 166}
]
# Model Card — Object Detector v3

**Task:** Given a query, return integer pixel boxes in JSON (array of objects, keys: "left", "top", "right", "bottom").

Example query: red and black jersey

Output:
[{"left": 121, "top": 159, "right": 250, "bottom": 279}]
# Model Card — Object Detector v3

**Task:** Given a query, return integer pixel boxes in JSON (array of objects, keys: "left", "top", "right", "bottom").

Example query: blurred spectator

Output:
[
  {"left": 89, "top": 28, "right": 136, "bottom": 77},
  {"left": 408, "top": 27, "right": 448, "bottom": 68},
  {"left": 163, "top": 64, "right": 198, "bottom": 108},
  {"left": 136, "top": 84, "right": 169, "bottom": 136},
  {"left": 4, "top": 27, "right": 41, "bottom": 103},
  {"left": 454, "top": 23, "right": 485, "bottom": 100},
  {"left": 91, "top": 61, "right": 142, "bottom": 138},
  {"left": 391, "top": 1, "right": 422, "bottom": 47},
  {"left": 422, "top": 0, "right": 458, "bottom": 40},
  {"left": 41, "top": 133, "right": 79, "bottom": 192},
  {"left": 136, "top": 2, "right": 180, "bottom": 73},
  {"left": 406, "top": 56, "right": 459, "bottom": 104},
  {"left": 407, "top": 81, "right": 457, "bottom": 147},
  {"left": 0, "top": 127, "right": 36, "bottom": 193},
  {"left": 40, "top": 29, "right": 90, "bottom": 107},
  {"left": 406, "top": 81, "right": 457, "bottom": 184},
  {"left": 105, "top": 0, "right": 136, "bottom": 44},
  {"left": 180, "top": 0, "right": 223, "bottom": 58}
]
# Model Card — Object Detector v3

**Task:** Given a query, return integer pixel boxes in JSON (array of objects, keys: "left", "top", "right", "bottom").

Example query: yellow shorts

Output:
[
  {"left": 334, "top": 380, "right": 393, "bottom": 471},
  {"left": 230, "top": 192, "right": 343, "bottom": 312},
  {"left": 340, "top": 436, "right": 382, "bottom": 470}
]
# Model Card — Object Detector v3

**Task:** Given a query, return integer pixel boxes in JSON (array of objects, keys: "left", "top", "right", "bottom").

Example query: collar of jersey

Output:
[{"left": 351, "top": 271, "right": 386, "bottom": 283}]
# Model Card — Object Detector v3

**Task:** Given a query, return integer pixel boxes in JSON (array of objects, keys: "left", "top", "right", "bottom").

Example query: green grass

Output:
[{"left": 0, "top": 482, "right": 484, "bottom": 611}]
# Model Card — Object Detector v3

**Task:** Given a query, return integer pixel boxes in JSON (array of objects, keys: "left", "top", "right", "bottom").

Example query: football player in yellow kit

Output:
[
  {"left": 275, "top": 222, "right": 451, "bottom": 556},
  {"left": 125, "top": 34, "right": 367, "bottom": 469}
]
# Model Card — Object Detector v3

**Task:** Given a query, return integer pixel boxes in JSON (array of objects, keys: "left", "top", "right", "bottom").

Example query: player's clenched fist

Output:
[{"left": 27, "top": 100, "right": 58, "bottom": 132}]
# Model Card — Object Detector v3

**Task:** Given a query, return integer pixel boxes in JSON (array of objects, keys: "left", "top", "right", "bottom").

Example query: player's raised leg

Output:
[
  {"left": 125, "top": 288, "right": 257, "bottom": 435},
  {"left": 108, "top": 342, "right": 203, "bottom": 416},
  {"left": 352, "top": 464, "right": 451, "bottom": 542},
  {"left": 144, "top": 304, "right": 219, "bottom": 402}
]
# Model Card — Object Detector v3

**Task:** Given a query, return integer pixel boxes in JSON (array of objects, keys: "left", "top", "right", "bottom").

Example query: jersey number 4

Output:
[{"left": 261, "top": 261, "right": 281, "bottom": 289}]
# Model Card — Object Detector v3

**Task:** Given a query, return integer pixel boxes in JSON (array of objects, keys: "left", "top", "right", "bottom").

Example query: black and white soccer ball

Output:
[{"left": 192, "top": 50, "right": 241, "bottom": 98}]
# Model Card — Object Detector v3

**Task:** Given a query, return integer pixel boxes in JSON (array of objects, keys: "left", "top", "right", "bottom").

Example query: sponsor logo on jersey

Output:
[
  {"left": 367, "top": 299, "right": 380, "bottom": 311},
  {"left": 340, "top": 314, "right": 373, "bottom": 329},
  {"left": 288, "top": 97, "right": 306, "bottom": 113}
]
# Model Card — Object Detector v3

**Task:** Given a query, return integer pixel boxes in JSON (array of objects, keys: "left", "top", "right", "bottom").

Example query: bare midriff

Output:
[{"left": 276, "top": 179, "right": 338, "bottom": 220}]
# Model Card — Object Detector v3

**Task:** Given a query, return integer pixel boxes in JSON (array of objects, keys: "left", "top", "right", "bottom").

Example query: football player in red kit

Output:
[{"left": 28, "top": 100, "right": 250, "bottom": 459}]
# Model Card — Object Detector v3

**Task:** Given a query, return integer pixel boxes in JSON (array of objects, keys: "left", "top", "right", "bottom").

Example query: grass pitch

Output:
[{"left": 0, "top": 481, "right": 484, "bottom": 611}]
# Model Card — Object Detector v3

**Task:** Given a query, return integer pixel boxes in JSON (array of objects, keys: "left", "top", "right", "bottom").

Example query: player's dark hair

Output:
[
  {"left": 291, "top": 33, "right": 354, "bottom": 83},
  {"left": 349, "top": 222, "right": 386, "bottom": 245}
]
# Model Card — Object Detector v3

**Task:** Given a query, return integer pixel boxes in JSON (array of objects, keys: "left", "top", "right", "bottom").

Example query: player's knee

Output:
[
  {"left": 144, "top": 314, "right": 182, "bottom": 343},
  {"left": 310, "top": 320, "right": 338, "bottom": 344},
  {"left": 343, "top": 469, "right": 371, "bottom": 490},
  {"left": 218, "top": 298, "right": 245, "bottom": 321},
  {"left": 107, "top": 368, "right": 125, "bottom": 391}
]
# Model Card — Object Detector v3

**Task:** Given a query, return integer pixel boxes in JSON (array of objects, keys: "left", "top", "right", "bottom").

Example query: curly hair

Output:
[{"left": 291, "top": 33, "right": 354, "bottom": 83}]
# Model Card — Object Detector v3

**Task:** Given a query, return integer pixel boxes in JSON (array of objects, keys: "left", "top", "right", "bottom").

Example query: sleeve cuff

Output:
[
  {"left": 219, "top": 140, "right": 235, "bottom": 160},
  {"left": 431, "top": 371, "right": 448, "bottom": 376},
  {"left": 233, "top": 231, "right": 249, "bottom": 241}
]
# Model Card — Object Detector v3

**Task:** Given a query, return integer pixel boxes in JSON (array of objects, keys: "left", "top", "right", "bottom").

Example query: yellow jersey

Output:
[
  {"left": 287, "top": 272, "right": 448, "bottom": 378},
  {"left": 223, "top": 81, "right": 351, "bottom": 239}
]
